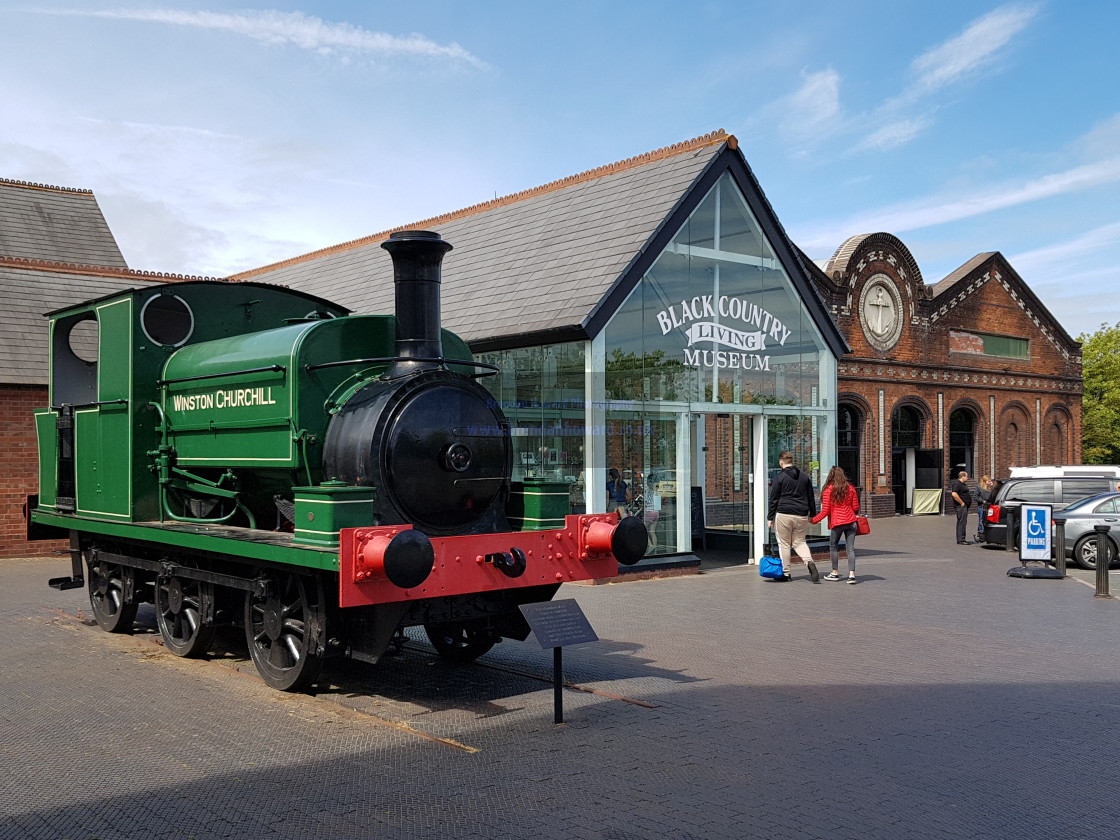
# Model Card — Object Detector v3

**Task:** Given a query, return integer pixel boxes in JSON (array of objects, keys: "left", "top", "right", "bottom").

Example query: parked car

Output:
[
  {"left": 982, "top": 474, "right": 1120, "bottom": 547},
  {"left": 1009, "top": 465, "right": 1120, "bottom": 479},
  {"left": 1053, "top": 492, "right": 1120, "bottom": 570}
]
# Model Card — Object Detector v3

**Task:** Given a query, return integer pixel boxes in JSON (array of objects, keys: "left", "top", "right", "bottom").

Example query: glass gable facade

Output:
[
  {"left": 478, "top": 170, "right": 838, "bottom": 560},
  {"left": 604, "top": 173, "right": 831, "bottom": 406}
]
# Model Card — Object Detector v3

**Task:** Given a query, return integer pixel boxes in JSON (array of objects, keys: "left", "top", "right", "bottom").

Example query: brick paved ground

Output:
[{"left": 1, "top": 513, "right": 1118, "bottom": 840}]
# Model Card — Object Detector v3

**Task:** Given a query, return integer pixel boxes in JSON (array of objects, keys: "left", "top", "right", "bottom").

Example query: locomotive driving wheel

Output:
[
  {"left": 155, "top": 564, "right": 215, "bottom": 658},
  {"left": 424, "top": 620, "right": 496, "bottom": 663},
  {"left": 244, "top": 572, "right": 323, "bottom": 691},
  {"left": 87, "top": 554, "right": 138, "bottom": 633}
]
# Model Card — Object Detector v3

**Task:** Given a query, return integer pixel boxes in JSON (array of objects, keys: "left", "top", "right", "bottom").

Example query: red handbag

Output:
[{"left": 855, "top": 515, "right": 871, "bottom": 535}]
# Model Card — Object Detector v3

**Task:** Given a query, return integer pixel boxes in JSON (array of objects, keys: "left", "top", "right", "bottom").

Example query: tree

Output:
[{"left": 1079, "top": 322, "right": 1120, "bottom": 464}]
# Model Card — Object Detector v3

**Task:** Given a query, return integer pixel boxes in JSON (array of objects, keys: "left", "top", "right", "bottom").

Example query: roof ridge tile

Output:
[
  {"left": 0, "top": 256, "right": 219, "bottom": 282},
  {"left": 0, "top": 177, "right": 94, "bottom": 195}
]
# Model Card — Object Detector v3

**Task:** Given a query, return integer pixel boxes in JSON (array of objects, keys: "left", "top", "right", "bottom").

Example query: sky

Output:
[{"left": 1, "top": 1, "right": 1118, "bottom": 339}]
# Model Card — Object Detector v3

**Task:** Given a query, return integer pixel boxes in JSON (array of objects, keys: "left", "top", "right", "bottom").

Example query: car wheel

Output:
[{"left": 1072, "top": 534, "right": 1117, "bottom": 570}]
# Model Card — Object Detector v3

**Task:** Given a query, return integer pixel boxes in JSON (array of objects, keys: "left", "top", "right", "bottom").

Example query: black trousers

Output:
[{"left": 955, "top": 505, "right": 970, "bottom": 542}]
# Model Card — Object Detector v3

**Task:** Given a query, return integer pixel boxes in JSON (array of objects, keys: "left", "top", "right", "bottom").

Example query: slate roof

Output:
[
  {"left": 0, "top": 178, "right": 141, "bottom": 384},
  {"left": 232, "top": 132, "right": 733, "bottom": 346},
  {"left": 0, "top": 262, "right": 171, "bottom": 384},
  {"left": 0, "top": 178, "right": 127, "bottom": 268},
  {"left": 930, "top": 252, "right": 996, "bottom": 296}
]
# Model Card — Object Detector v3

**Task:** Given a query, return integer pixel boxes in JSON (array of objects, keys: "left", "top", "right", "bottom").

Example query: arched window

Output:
[
  {"left": 1006, "top": 422, "right": 1021, "bottom": 470},
  {"left": 838, "top": 404, "right": 862, "bottom": 487},
  {"left": 891, "top": 405, "right": 921, "bottom": 449},
  {"left": 890, "top": 404, "right": 925, "bottom": 514},
  {"left": 949, "top": 409, "right": 976, "bottom": 478},
  {"left": 1050, "top": 421, "right": 1065, "bottom": 464}
]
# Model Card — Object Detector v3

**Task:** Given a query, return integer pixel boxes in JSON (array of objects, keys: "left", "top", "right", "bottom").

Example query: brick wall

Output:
[
  {"left": 813, "top": 234, "right": 1082, "bottom": 516},
  {"left": 0, "top": 385, "right": 64, "bottom": 557}
]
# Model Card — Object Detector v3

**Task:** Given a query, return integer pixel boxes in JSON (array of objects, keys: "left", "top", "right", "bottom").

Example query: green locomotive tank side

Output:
[{"left": 160, "top": 315, "right": 473, "bottom": 472}]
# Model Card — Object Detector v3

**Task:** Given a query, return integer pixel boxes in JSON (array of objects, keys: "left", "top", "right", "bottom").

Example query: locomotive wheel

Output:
[
  {"left": 424, "top": 621, "right": 496, "bottom": 663},
  {"left": 87, "top": 555, "right": 138, "bottom": 633},
  {"left": 155, "top": 567, "right": 215, "bottom": 658},
  {"left": 244, "top": 573, "right": 323, "bottom": 691}
]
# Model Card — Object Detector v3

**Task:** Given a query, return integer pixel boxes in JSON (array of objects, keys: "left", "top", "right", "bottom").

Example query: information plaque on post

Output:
[{"left": 519, "top": 599, "right": 598, "bottom": 724}]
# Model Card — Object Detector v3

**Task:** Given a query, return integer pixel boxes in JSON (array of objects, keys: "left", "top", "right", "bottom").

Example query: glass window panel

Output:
[
  {"left": 718, "top": 183, "right": 768, "bottom": 258},
  {"left": 892, "top": 406, "right": 922, "bottom": 448},
  {"left": 604, "top": 171, "right": 832, "bottom": 410},
  {"left": 477, "top": 342, "right": 588, "bottom": 513},
  {"left": 982, "top": 334, "right": 1029, "bottom": 359}
]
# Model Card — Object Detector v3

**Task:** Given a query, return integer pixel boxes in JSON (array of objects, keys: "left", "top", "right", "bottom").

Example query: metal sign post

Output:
[
  {"left": 1094, "top": 525, "right": 1111, "bottom": 598},
  {"left": 1053, "top": 517, "right": 1067, "bottom": 576},
  {"left": 519, "top": 599, "right": 599, "bottom": 724}
]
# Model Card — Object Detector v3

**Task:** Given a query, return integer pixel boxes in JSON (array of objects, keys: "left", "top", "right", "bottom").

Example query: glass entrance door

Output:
[{"left": 697, "top": 413, "right": 753, "bottom": 541}]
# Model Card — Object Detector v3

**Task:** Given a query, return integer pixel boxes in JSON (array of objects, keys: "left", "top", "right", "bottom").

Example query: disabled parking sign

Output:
[{"left": 1020, "top": 504, "right": 1052, "bottom": 561}]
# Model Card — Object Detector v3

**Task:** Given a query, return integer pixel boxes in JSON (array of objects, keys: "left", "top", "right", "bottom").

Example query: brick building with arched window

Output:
[{"left": 805, "top": 231, "right": 1081, "bottom": 516}]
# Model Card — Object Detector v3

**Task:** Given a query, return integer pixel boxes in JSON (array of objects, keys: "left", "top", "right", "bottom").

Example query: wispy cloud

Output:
[
  {"left": 33, "top": 8, "right": 486, "bottom": 67},
  {"left": 767, "top": 67, "right": 842, "bottom": 144},
  {"left": 795, "top": 154, "right": 1120, "bottom": 250},
  {"left": 1009, "top": 221, "right": 1120, "bottom": 273},
  {"left": 762, "top": 3, "right": 1041, "bottom": 157},
  {"left": 906, "top": 3, "right": 1040, "bottom": 99},
  {"left": 851, "top": 116, "right": 933, "bottom": 153}
]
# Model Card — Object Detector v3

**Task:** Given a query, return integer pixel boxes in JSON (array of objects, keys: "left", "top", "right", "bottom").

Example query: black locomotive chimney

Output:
[{"left": 381, "top": 230, "right": 452, "bottom": 379}]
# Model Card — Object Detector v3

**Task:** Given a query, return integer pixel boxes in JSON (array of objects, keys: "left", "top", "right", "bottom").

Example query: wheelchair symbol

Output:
[{"left": 1027, "top": 512, "right": 1046, "bottom": 537}]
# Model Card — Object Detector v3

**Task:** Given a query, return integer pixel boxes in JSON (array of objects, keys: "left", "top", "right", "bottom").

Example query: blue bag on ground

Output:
[{"left": 759, "top": 554, "right": 784, "bottom": 579}]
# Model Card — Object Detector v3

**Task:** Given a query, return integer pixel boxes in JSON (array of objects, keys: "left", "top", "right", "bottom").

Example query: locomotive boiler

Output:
[{"left": 33, "top": 230, "right": 645, "bottom": 690}]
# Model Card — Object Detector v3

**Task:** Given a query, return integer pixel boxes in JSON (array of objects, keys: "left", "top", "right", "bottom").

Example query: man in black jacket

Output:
[
  {"left": 950, "top": 470, "right": 972, "bottom": 545},
  {"left": 766, "top": 451, "right": 820, "bottom": 582}
]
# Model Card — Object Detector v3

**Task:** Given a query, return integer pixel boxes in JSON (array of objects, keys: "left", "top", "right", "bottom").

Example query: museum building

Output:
[{"left": 1, "top": 131, "right": 1083, "bottom": 561}]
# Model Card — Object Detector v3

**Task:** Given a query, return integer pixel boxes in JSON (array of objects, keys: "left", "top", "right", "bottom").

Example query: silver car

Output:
[{"left": 1055, "top": 492, "right": 1120, "bottom": 570}]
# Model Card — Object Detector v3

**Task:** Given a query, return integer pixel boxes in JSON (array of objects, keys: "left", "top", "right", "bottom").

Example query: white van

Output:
[{"left": 1008, "top": 465, "right": 1120, "bottom": 479}]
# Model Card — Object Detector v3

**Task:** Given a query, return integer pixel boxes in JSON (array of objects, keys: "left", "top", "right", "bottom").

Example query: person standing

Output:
[
  {"left": 767, "top": 451, "right": 819, "bottom": 582},
  {"left": 607, "top": 468, "right": 631, "bottom": 515},
  {"left": 974, "top": 474, "right": 995, "bottom": 542},
  {"left": 643, "top": 485, "right": 662, "bottom": 549},
  {"left": 950, "top": 470, "right": 972, "bottom": 545},
  {"left": 811, "top": 466, "right": 860, "bottom": 584}
]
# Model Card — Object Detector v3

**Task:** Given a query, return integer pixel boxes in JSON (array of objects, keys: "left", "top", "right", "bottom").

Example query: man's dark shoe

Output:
[{"left": 807, "top": 560, "right": 820, "bottom": 583}]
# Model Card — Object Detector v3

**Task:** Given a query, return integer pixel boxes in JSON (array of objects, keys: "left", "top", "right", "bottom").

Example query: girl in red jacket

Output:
[{"left": 811, "top": 466, "right": 860, "bottom": 584}]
